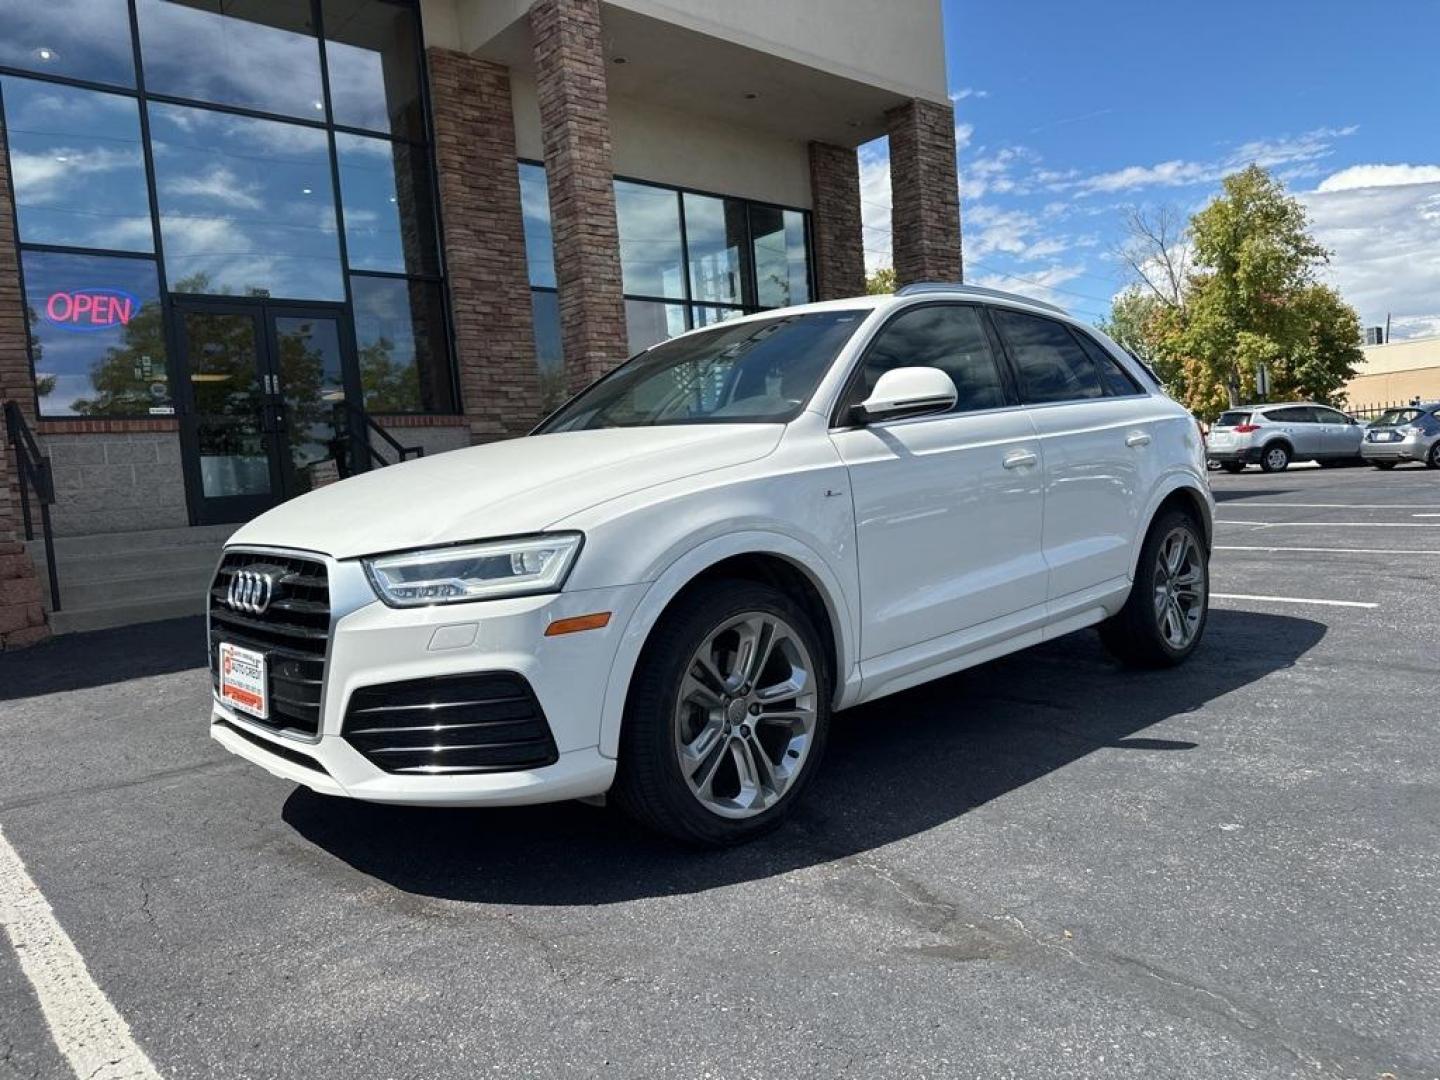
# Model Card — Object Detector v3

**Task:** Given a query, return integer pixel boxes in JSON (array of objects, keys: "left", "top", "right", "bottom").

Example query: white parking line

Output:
[
  {"left": 1414, "top": 513, "right": 1440, "bottom": 518},
  {"left": 1217, "top": 545, "right": 1440, "bottom": 556},
  {"left": 1212, "top": 592, "right": 1378, "bottom": 609},
  {"left": 1218, "top": 502, "right": 1440, "bottom": 510},
  {"left": 0, "top": 825, "right": 163, "bottom": 1080},
  {"left": 1216, "top": 520, "right": 1440, "bottom": 528}
]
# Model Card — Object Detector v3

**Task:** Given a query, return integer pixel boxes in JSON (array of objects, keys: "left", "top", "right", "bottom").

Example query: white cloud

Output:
[
  {"left": 1317, "top": 164, "right": 1440, "bottom": 193},
  {"left": 1055, "top": 126, "right": 1360, "bottom": 197},
  {"left": 969, "top": 263, "right": 1088, "bottom": 310},
  {"left": 949, "top": 87, "right": 990, "bottom": 102},
  {"left": 163, "top": 167, "right": 264, "bottom": 210},
  {"left": 1302, "top": 168, "right": 1440, "bottom": 338}
]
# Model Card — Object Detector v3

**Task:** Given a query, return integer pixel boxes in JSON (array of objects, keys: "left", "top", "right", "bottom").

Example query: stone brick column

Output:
[
  {"left": 887, "top": 98, "right": 963, "bottom": 286},
  {"left": 807, "top": 142, "right": 866, "bottom": 300},
  {"left": 427, "top": 48, "right": 541, "bottom": 442},
  {"left": 0, "top": 106, "right": 50, "bottom": 649},
  {"left": 529, "top": 0, "right": 628, "bottom": 392}
]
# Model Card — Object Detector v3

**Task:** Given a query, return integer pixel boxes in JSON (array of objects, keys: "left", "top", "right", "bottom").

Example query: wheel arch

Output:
[
  {"left": 1262, "top": 436, "right": 1294, "bottom": 458},
  {"left": 596, "top": 533, "right": 858, "bottom": 760},
  {"left": 1129, "top": 473, "right": 1215, "bottom": 580}
]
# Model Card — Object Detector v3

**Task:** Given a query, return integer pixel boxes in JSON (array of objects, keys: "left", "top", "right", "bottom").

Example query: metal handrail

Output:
[
  {"left": 3, "top": 400, "right": 61, "bottom": 611},
  {"left": 329, "top": 402, "right": 425, "bottom": 476}
]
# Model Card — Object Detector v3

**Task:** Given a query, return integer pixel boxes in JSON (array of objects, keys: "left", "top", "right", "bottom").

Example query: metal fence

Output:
[{"left": 1346, "top": 401, "right": 1423, "bottom": 421}]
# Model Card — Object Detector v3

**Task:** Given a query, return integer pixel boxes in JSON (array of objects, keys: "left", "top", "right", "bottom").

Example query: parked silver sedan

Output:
[
  {"left": 1206, "top": 402, "right": 1364, "bottom": 473},
  {"left": 1359, "top": 403, "right": 1440, "bottom": 469}
]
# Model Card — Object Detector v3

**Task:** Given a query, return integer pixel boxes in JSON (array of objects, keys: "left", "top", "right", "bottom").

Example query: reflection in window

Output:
[
  {"left": 351, "top": 275, "right": 455, "bottom": 413},
  {"left": 136, "top": 0, "right": 324, "bottom": 121},
  {"left": 684, "top": 194, "right": 746, "bottom": 305},
  {"left": 692, "top": 305, "right": 745, "bottom": 331},
  {"left": 149, "top": 103, "right": 343, "bottom": 301},
  {"left": 0, "top": 0, "right": 135, "bottom": 87},
  {"left": 323, "top": 0, "right": 425, "bottom": 140},
  {"left": 519, "top": 163, "right": 555, "bottom": 289},
  {"left": 625, "top": 299, "right": 687, "bottom": 355},
  {"left": 335, "top": 133, "right": 437, "bottom": 275},
  {"left": 22, "top": 251, "right": 170, "bottom": 417},
  {"left": 530, "top": 290, "right": 568, "bottom": 411},
  {"left": 615, "top": 181, "right": 684, "bottom": 298},
  {"left": 751, "top": 206, "right": 810, "bottom": 308},
  {"left": 1, "top": 77, "right": 153, "bottom": 251}
]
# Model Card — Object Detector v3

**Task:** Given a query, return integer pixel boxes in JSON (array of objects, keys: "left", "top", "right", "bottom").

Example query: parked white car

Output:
[{"left": 209, "top": 284, "right": 1214, "bottom": 844}]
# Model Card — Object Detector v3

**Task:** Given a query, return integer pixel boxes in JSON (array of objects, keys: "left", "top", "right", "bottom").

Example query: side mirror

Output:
[{"left": 854, "top": 367, "right": 957, "bottom": 424}]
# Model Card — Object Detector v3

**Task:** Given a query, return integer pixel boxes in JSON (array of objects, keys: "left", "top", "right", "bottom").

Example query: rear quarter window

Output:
[{"left": 1215, "top": 411, "right": 1251, "bottom": 426}]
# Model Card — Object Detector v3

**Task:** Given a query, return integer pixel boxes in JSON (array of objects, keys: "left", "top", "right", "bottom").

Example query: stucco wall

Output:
[{"left": 510, "top": 72, "right": 812, "bottom": 208}]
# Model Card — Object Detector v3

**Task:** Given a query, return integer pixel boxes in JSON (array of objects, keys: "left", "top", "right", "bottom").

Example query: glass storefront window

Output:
[
  {"left": 751, "top": 205, "right": 810, "bottom": 308},
  {"left": 692, "top": 305, "right": 745, "bottom": 330},
  {"left": 530, "top": 290, "right": 569, "bottom": 412},
  {"left": 0, "top": 0, "right": 136, "bottom": 87},
  {"left": 350, "top": 274, "right": 454, "bottom": 414},
  {"left": 615, "top": 181, "right": 684, "bottom": 299},
  {"left": 625, "top": 299, "right": 687, "bottom": 355},
  {"left": 149, "top": 103, "right": 344, "bottom": 301},
  {"left": 519, "top": 163, "right": 555, "bottom": 289},
  {"left": 22, "top": 250, "right": 170, "bottom": 417},
  {"left": 684, "top": 194, "right": 746, "bottom": 306},
  {"left": 335, "top": 133, "right": 438, "bottom": 275},
  {"left": 136, "top": 0, "right": 325, "bottom": 122},
  {"left": 322, "top": 0, "right": 425, "bottom": 141},
  {"left": 1, "top": 77, "right": 153, "bottom": 252}
]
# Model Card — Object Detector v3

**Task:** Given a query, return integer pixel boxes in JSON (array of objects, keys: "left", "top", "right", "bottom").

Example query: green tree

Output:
[
  {"left": 1105, "top": 166, "right": 1363, "bottom": 416},
  {"left": 866, "top": 267, "right": 896, "bottom": 295}
]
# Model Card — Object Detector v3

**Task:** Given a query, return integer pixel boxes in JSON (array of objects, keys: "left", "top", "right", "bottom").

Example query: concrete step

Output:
[
  {"left": 48, "top": 592, "right": 208, "bottom": 635},
  {"left": 26, "top": 522, "right": 237, "bottom": 562},
  {"left": 21, "top": 523, "right": 235, "bottom": 633},
  {"left": 55, "top": 563, "right": 217, "bottom": 613},
  {"left": 32, "top": 540, "right": 224, "bottom": 586}
]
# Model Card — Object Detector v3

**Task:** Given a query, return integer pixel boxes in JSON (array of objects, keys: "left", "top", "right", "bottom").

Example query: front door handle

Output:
[
  {"left": 1125, "top": 431, "right": 1152, "bottom": 448},
  {"left": 1003, "top": 449, "right": 1039, "bottom": 469}
]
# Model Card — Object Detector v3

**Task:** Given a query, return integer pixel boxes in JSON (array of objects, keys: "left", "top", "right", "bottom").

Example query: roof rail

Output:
[{"left": 893, "top": 281, "right": 1067, "bottom": 315}]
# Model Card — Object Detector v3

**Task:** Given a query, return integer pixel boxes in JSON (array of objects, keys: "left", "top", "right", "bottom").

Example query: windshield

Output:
[
  {"left": 537, "top": 310, "right": 867, "bottom": 432},
  {"left": 1215, "top": 411, "right": 1251, "bottom": 427},
  {"left": 1373, "top": 408, "right": 1421, "bottom": 427}
]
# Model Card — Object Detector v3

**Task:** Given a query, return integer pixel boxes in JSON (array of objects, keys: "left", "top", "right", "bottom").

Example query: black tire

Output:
[
  {"left": 1099, "top": 509, "right": 1209, "bottom": 668},
  {"left": 1220, "top": 461, "right": 1244, "bottom": 474},
  {"left": 1428, "top": 443, "right": 1440, "bottom": 469},
  {"left": 1259, "top": 443, "right": 1291, "bottom": 473},
  {"left": 1372, "top": 461, "right": 1396, "bottom": 471},
  {"left": 612, "top": 579, "right": 832, "bottom": 846}
]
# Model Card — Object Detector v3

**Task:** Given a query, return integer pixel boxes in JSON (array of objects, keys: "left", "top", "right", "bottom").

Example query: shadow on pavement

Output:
[
  {"left": 0, "top": 615, "right": 207, "bottom": 702},
  {"left": 1211, "top": 487, "right": 1299, "bottom": 502},
  {"left": 284, "top": 608, "right": 1325, "bottom": 903}
]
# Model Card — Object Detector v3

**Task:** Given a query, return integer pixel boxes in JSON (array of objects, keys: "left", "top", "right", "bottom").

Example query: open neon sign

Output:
[{"left": 43, "top": 288, "right": 140, "bottom": 333}]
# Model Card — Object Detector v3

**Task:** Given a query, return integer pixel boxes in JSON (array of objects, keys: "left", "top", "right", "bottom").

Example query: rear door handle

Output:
[
  {"left": 1003, "top": 449, "right": 1039, "bottom": 469},
  {"left": 1125, "top": 431, "right": 1152, "bottom": 448}
]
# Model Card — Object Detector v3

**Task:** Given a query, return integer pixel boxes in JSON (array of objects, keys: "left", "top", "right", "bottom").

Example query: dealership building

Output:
[{"left": 0, "top": 0, "right": 961, "bottom": 645}]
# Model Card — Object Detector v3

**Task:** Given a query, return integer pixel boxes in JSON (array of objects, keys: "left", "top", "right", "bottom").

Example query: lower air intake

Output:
[{"left": 342, "top": 672, "right": 559, "bottom": 775}]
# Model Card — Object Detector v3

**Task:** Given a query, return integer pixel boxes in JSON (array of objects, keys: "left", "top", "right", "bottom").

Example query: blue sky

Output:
[{"left": 860, "top": 0, "right": 1440, "bottom": 338}]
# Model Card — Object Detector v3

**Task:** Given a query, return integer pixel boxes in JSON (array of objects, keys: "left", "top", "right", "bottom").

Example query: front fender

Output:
[{"left": 595, "top": 531, "right": 860, "bottom": 760}]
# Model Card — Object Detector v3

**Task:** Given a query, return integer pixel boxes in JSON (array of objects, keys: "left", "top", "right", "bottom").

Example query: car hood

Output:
[{"left": 228, "top": 424, "right": 783, "bottom": 559}]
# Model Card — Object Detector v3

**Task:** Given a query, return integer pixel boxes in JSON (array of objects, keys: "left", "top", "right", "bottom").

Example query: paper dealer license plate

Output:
[{"left": 219, "top": 642, "right": 268, "bottom": 719}]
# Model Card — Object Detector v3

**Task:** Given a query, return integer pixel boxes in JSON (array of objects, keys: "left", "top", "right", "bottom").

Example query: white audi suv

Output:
[{"left": 209, "top": 283, "right": 1214, "bottom": 845}]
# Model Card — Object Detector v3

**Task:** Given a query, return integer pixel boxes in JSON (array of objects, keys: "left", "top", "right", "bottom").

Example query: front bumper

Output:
[
  {"left": 209, "top": 551, "right": 645, "bottom": 806},
  {"left": 1360, "top": 436, "right": 1427, "bottom": 462}
]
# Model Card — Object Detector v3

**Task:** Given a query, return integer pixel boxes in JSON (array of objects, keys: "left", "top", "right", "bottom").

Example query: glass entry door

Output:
[{"left": 176, "top": 299, "right": 360, "bottom": 525}]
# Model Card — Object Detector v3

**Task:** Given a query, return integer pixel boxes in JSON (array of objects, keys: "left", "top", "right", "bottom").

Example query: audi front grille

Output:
[{"left": 209, "top": 551, "right": 330, "bottom": 738}]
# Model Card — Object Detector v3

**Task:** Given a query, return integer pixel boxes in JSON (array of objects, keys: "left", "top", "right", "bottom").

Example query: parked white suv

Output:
[
  {"left": 209, "top": 284, "right": 1214, "bottom": 845},
  {"left": 1206, "top": 402, "right": 1364, "bottom": 472}
]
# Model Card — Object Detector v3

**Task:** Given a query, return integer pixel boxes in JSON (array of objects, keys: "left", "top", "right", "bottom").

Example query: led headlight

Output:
[{"left": 363, "top": 533, "right": 583, "bottom": 607}]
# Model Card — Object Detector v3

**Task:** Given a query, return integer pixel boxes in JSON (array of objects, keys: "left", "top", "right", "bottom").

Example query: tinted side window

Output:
[
  {"left": 991, "top": 309, "right": 1104, "bottom": 403},
  {"left": 854, "top": 305, "right": 1007, "bottom": 415},
  {"left": 1315, "top": 408, "right": 1348, "bottom": 424},
  {"left": 1072, "top": 329, "right": 1144, "bottom": 396},
  {"left": 1267, "top": 407, "right": 1309, "bottom": 423}
]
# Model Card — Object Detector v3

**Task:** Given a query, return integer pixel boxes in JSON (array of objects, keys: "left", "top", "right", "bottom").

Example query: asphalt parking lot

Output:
[{"left": 2, "top": 464, "right": 1438, "bottom": 1080}]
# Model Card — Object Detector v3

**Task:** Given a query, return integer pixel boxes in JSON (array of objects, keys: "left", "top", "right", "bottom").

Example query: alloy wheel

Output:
[
  {"left": 673, "top": 612, "right": 818, "bottom": 819},
  {"left": 1152, "top": 527, "right": 1206, "bottom": 650},
  {"left": 1265, "top": 447, "right": 1288, "bottom": 471}
]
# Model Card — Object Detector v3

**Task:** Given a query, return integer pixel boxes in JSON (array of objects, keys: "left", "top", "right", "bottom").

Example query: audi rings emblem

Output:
[{"left": 227, "top": 569, "right": 278, "bottom": 614}]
